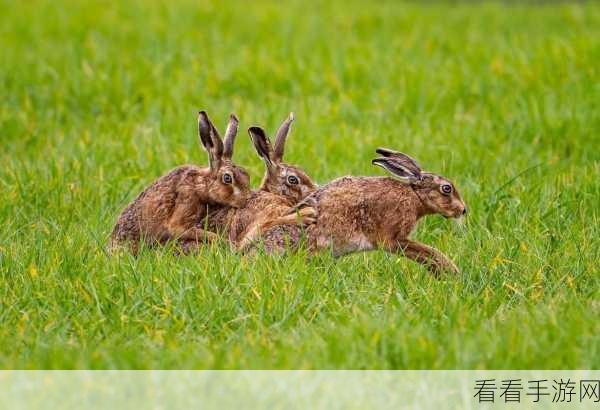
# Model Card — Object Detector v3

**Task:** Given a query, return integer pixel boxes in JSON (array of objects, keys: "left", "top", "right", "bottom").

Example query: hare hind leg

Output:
[
  {"left": 388, "top": 239, "right": 459, "bottom": 276},
  {"left": 247, "top": 224, "right": 305, "bottom": 254}
]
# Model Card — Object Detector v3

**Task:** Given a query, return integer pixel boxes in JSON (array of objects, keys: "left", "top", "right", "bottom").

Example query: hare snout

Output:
[
  {"left": 452, "top": 204, "right": 468, "bottom": 218},
  {"left": 231, "top": 186, "right": 251, "bottom": 208},
  {"left": 441, "top": 205, "right": 467, "bottom": 219}
]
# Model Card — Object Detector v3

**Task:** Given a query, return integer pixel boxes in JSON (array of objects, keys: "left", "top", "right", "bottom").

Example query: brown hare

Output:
[
  {"left": 253, "top": 147, "right": 467, "bottom": 275},
  {"left": 109, "top": 111, "right": 252, "bottom": 254},
  {"left": 196, "top": 113, "right": 318, "bottom": 251},
  {"left": 250, "top": 113, "right": 315, "bottom": 203}
]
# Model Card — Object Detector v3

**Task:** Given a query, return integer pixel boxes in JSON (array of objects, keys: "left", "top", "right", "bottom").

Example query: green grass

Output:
[{"left": 1, "top": 0, "right": 599, "bottom": 369}]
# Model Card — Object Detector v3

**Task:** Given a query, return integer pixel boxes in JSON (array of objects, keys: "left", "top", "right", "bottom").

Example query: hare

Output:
[
  {"left": 193, "top": 113, "right": 318, "bottom": 252},
  {"left": 253, "top": 148, "right": 467, "bottom": 275},
  {"left": 250, "top": 112, "right": 316, "bottom": 203},
  {"left": 109, "top": 111, "right": 252, "bottom": 254}
]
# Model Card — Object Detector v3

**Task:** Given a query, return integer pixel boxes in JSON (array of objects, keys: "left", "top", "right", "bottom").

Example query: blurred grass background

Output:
[{"left": 0, "top": 0, "right": 598, "bottom": 368}]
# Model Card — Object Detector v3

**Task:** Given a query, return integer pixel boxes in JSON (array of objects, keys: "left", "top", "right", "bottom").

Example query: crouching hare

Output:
[
  {"left": 255, "top": 148, "right": 467, "bottom": 275},
  {"left": 109, "top": 111, "right": 251, "bottom": 254},
  {"left": 199, "top": 113, "right": 318, "bottom": 251}
]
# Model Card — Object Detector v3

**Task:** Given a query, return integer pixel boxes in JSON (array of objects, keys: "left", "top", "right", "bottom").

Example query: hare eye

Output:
[
  {"left": 222, "top": 173, "right": 233, "bottom": 184},
  {"left": 287, "top": 175, "right": 299, "bottom": 185},
  {"left": 441, "top": 184, "right": 452, "bottom": 195}
]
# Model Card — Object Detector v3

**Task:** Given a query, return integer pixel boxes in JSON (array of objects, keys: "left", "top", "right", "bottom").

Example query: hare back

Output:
[
  {"left": 261, "top": 176, "right": 421, "bottom": 254},
  {"left": 313, "top": 176, "right": 420, "bottom": 249},
  {"left": 110, "top": 165, "right": 211, "bottom": 245}
]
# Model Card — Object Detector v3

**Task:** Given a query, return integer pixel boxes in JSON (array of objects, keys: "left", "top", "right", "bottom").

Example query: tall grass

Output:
[{"left": 0, "top": 0, "right": 598, "bottom": 368}]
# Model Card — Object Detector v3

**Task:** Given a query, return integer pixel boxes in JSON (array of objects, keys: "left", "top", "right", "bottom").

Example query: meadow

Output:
[{"left": 0, "top": 0, "right": 598, "bottom": 369}]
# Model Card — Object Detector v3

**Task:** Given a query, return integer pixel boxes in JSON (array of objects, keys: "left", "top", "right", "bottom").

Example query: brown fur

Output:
[
  {"left": 248, "top": 113, "right": 316, "bottom": 203},
  {"left": 190, "top": 113, "right": 318, "bottom": 252},
  {"left": 256, "top": 148, "right": 467, "bottom": 275},
  {"left": 108, "top": 112, "right": 251, "bottom": 253}
]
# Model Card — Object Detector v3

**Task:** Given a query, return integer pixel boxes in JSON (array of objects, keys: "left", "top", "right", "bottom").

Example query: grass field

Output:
[{"left": 1, "top": 0, "right": 599, "bottom": 369}]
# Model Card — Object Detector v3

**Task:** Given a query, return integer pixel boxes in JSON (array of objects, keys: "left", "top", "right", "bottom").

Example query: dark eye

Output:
[
  {"left": 222, "top": 173, "right": 233, "bottom": 184},
  {"left": 441, "top": 184, "right": 453, "bottom": 195},
  {"left": 287, "top": 175, "right": 299, "bottom": 185}
]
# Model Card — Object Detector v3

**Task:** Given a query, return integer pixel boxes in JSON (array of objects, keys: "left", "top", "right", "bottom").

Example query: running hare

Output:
[
  {"left": 254, "top": 148, "right": 467, "bottom": 275},
  {"left": 109, "top": 111, "right": 251, "bottom": 254}
]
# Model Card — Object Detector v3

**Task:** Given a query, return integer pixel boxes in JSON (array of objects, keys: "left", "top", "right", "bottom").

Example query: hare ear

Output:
[
  {"left": 375, "top": 147, "right": 401, "bottom": 157},
  {"left": 248, "top": 126, "right": 275, "bottom": 169},
  {"left": 198, "top": 111, "right": 223, "bottom": 172},
  {"left": 222, "top": 113, "right": 239, "bottom": 160},
  {"left": 372, "top": 157, "right": 420, "bottom": 183},
  {"left": 273, "top": 112, "right": 294, "bottom": 162},
  {"left": 375, "top": 147, "right": 422, "bottom": 177}
]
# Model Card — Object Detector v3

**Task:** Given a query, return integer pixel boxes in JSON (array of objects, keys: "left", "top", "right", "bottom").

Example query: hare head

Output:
[
  {"left": 372, "top": 147, "right": 467, "bottom": 219},
  {"left": 247, "top": 112, "right": 316, "bottom": 203},
  {"left": 198, "top": 111, "right": 251, "bottom": 208}
]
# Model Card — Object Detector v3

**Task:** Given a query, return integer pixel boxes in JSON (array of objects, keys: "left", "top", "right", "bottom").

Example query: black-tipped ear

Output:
[
  {"left": 222, "top": 113, "right": 239, "bottom": 159},
  {"left": 374, "top": 147, "right": 421, "bottom": 177},
  {"left": 273, "top": 112, "right": 294, "bottom": 162},
  {"left": 248, "top": 126, "right": 274, "bottom": 167},
  {"left": 198, "top": 111, "right": 213, "bottom": 150},
  {"left": 372, "top": 157, "right": 420, "bottom": 183},
  {"left": 198, "top": 111, "right": 223, "bottom": 171},
  {"left": 375, "top": 147, "right": 401, "bottom": 157}
]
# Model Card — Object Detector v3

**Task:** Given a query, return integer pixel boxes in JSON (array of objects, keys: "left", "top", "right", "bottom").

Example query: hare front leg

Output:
[
  {"left": 388, "top": 239, "right": 459, "bottom": 275},
  {"left": 165, "top": 202, "right": 219, "bottom": 245},
  {"left": 258, "top": 207, "right": 316, "bottom": 234},
  {"left": 236, "top": 207, "right": 316, "bottom": 251},
  {"left": 159, "top": 226, "right": 219, "bottom": 254}
]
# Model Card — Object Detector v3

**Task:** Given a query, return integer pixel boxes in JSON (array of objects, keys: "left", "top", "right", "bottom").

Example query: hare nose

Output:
[{"left": 462, "top": 207, "right": 468, "bottom": 215}]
